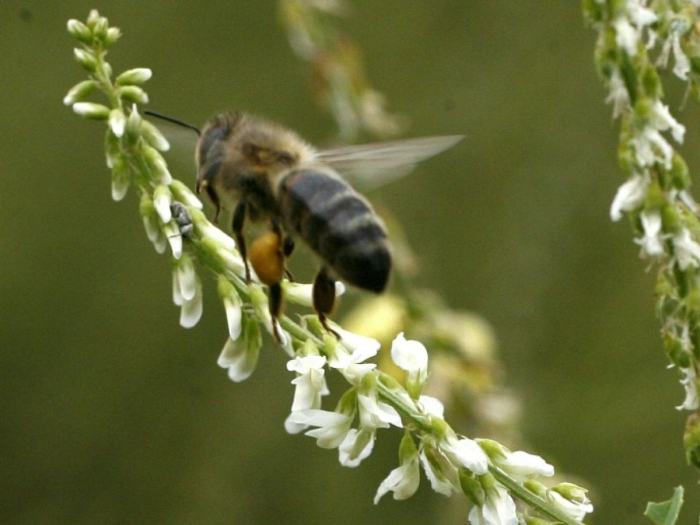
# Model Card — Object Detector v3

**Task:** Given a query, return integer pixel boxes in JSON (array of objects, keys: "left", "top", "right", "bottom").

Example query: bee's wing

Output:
[{"left": 315, "top": 135, "right": 463, "bottom": 190}]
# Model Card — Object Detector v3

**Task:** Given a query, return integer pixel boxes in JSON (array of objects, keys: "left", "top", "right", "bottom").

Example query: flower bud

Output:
[
  {"left": 125, "top": 105, "right": 142, "bottom": 143},
  {"left": 108, "top": 109, "right": 126, "bottom": 138},
  {"left": 170, "top": 180, "right": 202, "bottom": 209},
  {"left": 111, "top": 154, "right": 130, "bottom": 201},
  {"left": 141, "top": 119, "right": 170, "bottom": 151},
  {"left": 63, "top": 80, "right": 97, "bottom": 106},
  {"left": 153, "top": 185, "right": 174, "bottom": 223},
  {"left": 143, "top": 145, "right": 172, "bottom": 184},
  {"left": 93, "top": 16, "right": 109, "bottom": 41},
  {"left": 105, "top": 27, "right": 122, "bottom": 46},
  {"left": 459, "top": 470, "right": 485, "bottom": 506},
  {"left": 73, "top": 48, "right": 97, "bottom": 72},
  {"left": 116, "top": 68, "right": 153, "bottom": 86},
  {"left": 86, "top": 9, "right": 102, "bottom": 29},
  {"left": 118, "top": 86, "right": 149, "bottom": 105},
  {"left": 67, "top": 19, "right": 92, "bottom": 43},
  {"left": 72, "top": 102, "right": 110, "bottom": 120}
]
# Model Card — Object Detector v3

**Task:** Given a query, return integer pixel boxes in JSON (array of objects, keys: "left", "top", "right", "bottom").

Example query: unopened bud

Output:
[
  {"left": 72, "top": 102, "right": 110, "bottom": 120},
  {"left": 73, "top": 48, "right": 97, "bottom": 72},
  {"left": 63, "top": 80, "right": 97, "bottom": 106},
  {"left": 67, "top": 19, "right": 92, "bottom": 43},
  {"left": 116, "top": 68, "right": 153, "bottom": 86}
]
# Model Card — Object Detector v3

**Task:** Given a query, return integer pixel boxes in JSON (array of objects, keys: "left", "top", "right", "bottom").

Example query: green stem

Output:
[{"left": 490, "top": 466, "right": 583, "bottom": 525}]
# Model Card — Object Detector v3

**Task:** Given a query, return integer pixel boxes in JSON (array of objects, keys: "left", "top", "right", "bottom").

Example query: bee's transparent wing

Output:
[{"left": 316, "top": 135, "right": 463, "bottom": 190}]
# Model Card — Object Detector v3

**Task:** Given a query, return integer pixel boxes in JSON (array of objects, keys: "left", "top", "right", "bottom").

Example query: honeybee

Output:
[{"left": 147, "top": 111, "right": 461, "bottom": 341}]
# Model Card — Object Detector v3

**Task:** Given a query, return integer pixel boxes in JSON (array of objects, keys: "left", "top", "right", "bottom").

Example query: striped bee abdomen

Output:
[{"left": 279, "top": 168, "right": 391, "bottom": 293}]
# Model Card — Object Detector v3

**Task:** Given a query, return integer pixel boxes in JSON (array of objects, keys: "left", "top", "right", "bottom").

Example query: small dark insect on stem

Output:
[{"left": 144, "top": 110, "right": 202, "bottom": 137}]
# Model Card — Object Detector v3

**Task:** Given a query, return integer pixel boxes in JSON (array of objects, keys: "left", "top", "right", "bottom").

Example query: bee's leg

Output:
[
  {"left": 269, "top": 281, "right": 284, "bottom": 344},
  {"left": 196, "top": 178, "right": 222, "bottom": 224},
  {"left": 232, "top": 200, "right": 251, "bottom": 282},
  {"left": 283, "top": 236, "right": 295, "bottom": 281},
  {"left": 313, "top": 265, "right": 339, "bottom": 339}
]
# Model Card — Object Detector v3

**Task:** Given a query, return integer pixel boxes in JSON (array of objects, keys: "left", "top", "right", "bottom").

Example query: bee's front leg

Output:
[
  {"left": 313, "top": 265, "right": 339, "bottom": 339},
  {"left": 232, "top": 200, "right": 251, "bottom": 282}
]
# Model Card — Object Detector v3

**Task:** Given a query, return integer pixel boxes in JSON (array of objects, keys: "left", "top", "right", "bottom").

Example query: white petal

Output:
[
  {"left": 111, "top": 175, "right": 129, "bottom": 202},
  {"left": 218, "top": 336, "right": 260, "bottom": 383},
  {"left": 610, "top": 174, "right": 648, "bottom": 221},
  {"left": 163, "top": 222, "right": 182, "bottom": 260},
  {"left": 614, "top": 18, "right": 638, "bottom": 57},
  {"left": 672, "top": 33, "right": 691, "bottom": 81},
  {"left": 443, "top": 436, "right": 489, "bottom": 475},
  {"left": 419, "top": 395, "right": 445, "bottom": 419},
  {"left": 499, "top": 450, "right": 554, "bottom": 479},
  {"left": 153, "top": 191, "right": 172, "bottom": 223},
  {"left": 224, "top": 295, "right": 242, "bottom": 341},
  {"left": 179, "top": 282, "right": 202, "bottom": 328},
  {"left": 176, "top": 259, "right": 197, "bottom": 301},
  {"left": 335, "top": 327, "right": 381, "bottom": 357},
  {"left": 374, "top": 461, "right": 420, "bottom": 504},
  {"left": 419, "top": 449, "right": 455, "bottom": 497},
  {"left": 391, "top": 332, "right": 428, "bottom": 374},
  {"left": 469, "top": 485, "right": 518, "bottom": 525},
  {"left": 339, "top": 428, "right": 375, "bottom": 467}
]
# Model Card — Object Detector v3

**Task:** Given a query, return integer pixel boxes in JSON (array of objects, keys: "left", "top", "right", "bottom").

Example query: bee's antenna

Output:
[{"left": 145, "top": 110, "right": 201, "bottom": 137}]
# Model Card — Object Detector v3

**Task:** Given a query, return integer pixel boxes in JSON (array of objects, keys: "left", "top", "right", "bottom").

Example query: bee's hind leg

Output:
[
  {"left": 313, "top": 265, "right": 339, "bottom": 339},
  {"left": 232, "top": 200, "right": 251, "bottom": 282},
  {"left": 283, "top": 236, "right": 295, "bottom": 281}
]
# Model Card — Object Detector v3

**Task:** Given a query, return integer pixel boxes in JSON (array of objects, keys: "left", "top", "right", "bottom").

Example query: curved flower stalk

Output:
[
  {"left": 584, "top": 0, "right": 700, "bottom": 462},
  {"left": 278, "top": 0, "right": 406, "bottom": 141},
  {"left": 66, "top": 10, "right": 591, "bottom": 524}
]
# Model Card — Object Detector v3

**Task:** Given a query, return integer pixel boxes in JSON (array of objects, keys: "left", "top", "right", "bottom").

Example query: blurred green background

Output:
[{"left": 2, "top": 1, "right": 699, "bottom": 523}]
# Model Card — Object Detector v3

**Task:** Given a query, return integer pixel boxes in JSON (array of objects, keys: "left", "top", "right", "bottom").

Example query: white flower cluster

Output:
[
  {"left": 602, "top": 1, "right": 700, "bottom": 412},
  {"left": 274, "top": 331, "right": 581, "bottom": 523}
]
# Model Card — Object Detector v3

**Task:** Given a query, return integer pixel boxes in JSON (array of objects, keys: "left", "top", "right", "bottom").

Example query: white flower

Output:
[
  {"left": 676, "top": 364, "right": 699, "bottom": 411},
  {"left": 614, "top": 17, "right": 639, "bottom": 56},
  {"left": 635, "top": 209, "right": 665, "bottom": 257},
  {"left": 547, "top": 485, "right": 594, "bottom": 522},
  {"left": 496, "top": 450, "right": 554, "bottom": 481},
  {"left": 284, "top": 355, "right": 329, "bottom": 433},
  {"left": 652, "top": 101, "right": 685, "bottom": 144},
  {"left": 357, "top": 387, "right": 402, "bottom": 430},
  {"left": 218, "top": 333, "right": 260, "bottom": 383},
  {"left": 441, "top": 433, "right": 489, "bottom": 475},
  {"left": 419, "top": 445, "right": 459, "bottom": 496},
  {"left": 339, "top": 427, "right": 375, "bottom": 467},
  {"left": 391, "top": 332, "right": 428, "bottom": 390},
  {"left": 153, "top": 186, "right": 173, "bottom": 223},
  {"left": 419, "top": 395, "right": 445, "bottom": 419},
  {"left": 162, "top": 221, "right": 183, "bottom": 260},
  {"left": 468, "top": 485, "right": 518, "bottom": 525},
  {"left": 673, "top": 228, "right": 700, "bottom": 270},
  {"left": 179, "top": 280, "right": 203, "bottom": 329},
  {"left": 108, "top": 109, "right": 126, "bottom": 138},
  {"left": 606, "top": 68, "right": 630, "bottom": 118},
  {"left": 374, "top": 457, "right": 420, "bottom": 504},
  {"left": 627, "top": 0, "right": 657, "bottom": 29},
  {"left": 223, "top": 293, "right": 242, "bottom": 341},
  {"left": 173, "top": 255, "right": 197, "bottom": 303},
  {"left": 672, "top": 32, "right": 691, "bottom": 80},
  {"left": 286, "top": 408, "right": 354, "bottom": 448},
  {"left": 631, "top": 128, "right": 673, "bottom": 169},
  {"left": 610, "top": 174, "right": 648, "bottom": 221},
  {"left": 329, "top": 329, "right": 380, "bottom": 384}
]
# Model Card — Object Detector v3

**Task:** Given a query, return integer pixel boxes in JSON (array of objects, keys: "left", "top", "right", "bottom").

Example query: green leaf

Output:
[{"left": 644, "top": 486, "right": 684, "bottom": 525}]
